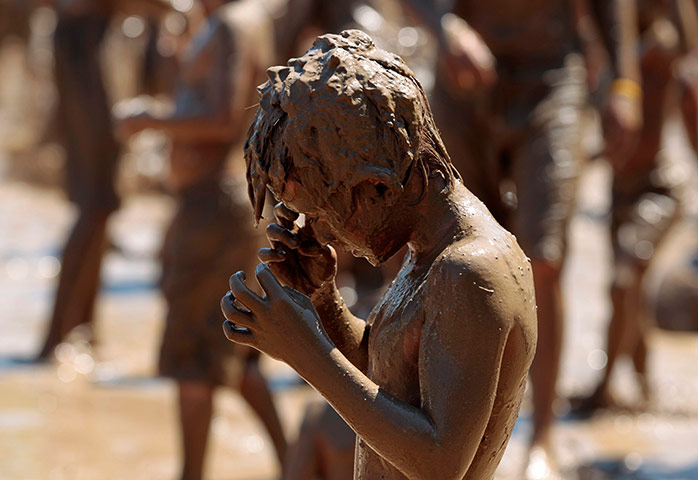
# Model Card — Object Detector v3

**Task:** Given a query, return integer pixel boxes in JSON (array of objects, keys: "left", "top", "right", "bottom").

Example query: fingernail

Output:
[
  {"left": 236, "top": 270, "right": 246, "bottom": 280},
  {"left": 222, "top": 320, "right": 235, "bottom": 335}
]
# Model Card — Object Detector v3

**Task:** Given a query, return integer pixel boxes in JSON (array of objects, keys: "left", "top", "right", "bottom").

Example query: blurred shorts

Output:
[
  {"left": 158, "top": 177, "right": 260, "bottom": 386},
  {"left": 611, "top": 168, "right": 679, "bottom": 273}
]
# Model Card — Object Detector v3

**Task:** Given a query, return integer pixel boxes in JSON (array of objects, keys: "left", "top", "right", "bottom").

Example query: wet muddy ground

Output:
[{"left": 1, "top": 33, "right": 698, "bottom": 480}]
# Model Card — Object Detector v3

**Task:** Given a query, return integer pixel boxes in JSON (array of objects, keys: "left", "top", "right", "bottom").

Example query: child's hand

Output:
[
  {"left": 221, "top": 263, "right": 331, "bottom": 366},
  {"left": 258, "top": 203, "right": 337, "bottom": 298}
]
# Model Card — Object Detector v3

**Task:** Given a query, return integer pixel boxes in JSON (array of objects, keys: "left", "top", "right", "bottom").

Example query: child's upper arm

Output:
[{"left": 417, "top": 252, "right": 511, "bottom": 474}]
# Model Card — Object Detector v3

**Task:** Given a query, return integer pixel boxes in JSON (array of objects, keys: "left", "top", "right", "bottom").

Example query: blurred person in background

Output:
[
  {"left": 273, "top": 0, "right": 400, "bottom": 63},
  {"left": 35, "top": 0, "right": 172, "bottom": 360},
  {"left": 118, "top": 1, "right": 286, "bottom": 479},
  {"left": 36, "top": 0, "right": 123, "bottom": 361},
  {"left": 0, "top": 0, "right": 38, "bottom": 156},
  {"left": 282, "top": 397, "right": 355, "bottom": 480},
  {"left": 575, "top": 0, "right": 698, "bottom": 413},
  {"left": 399, "top": 1, "right": 641, "bottom": 478}
]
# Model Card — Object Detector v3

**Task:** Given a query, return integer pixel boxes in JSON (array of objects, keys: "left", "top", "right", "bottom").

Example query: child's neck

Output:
[{"left": 407, "top": 180, "right": 479, "bottom": 263}]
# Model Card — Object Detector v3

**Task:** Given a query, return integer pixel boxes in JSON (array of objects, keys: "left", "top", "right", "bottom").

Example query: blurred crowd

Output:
[{"left": 1, "top": 0, "right": 697, "bottom": 479}]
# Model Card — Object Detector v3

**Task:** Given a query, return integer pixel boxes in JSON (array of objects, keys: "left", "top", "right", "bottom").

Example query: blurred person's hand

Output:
[
  {"left": 113, "top": 95, "right": 172, "bottom": 140},
  {"left": 602, "top": 78, "right": 643, "bottom": 167},
  {"left": 438, "top": 13, "right": 497, "bottom": 94},
  {"left": 116, "top": 113, "right": 155, "bottom": 140}
]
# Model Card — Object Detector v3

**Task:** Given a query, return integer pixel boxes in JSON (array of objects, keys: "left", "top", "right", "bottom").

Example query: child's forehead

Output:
[
  {"left": 274, "top": 176, "right": 355, "bottom": 226},
  {"left": 273, "top": 177, "right": 325, "bottom": 216}
]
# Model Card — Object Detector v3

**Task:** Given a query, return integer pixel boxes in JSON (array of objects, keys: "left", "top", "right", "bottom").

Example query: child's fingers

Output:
[
  {"left": 221, "top": 292, "right": 255, "bottom": 329},
  {"left": 229, "top": 271, "right": 266, "bottom": 311},
  {"left": 273, "top": 202, "right": 298, "bottom": 229},
  {"left": 222, "top": 321, "right": 256, "bottom": 347},
  {"left": 258, "top": 247, "right": 286, "bottom": 263},
  {"left": 266, "top": 223, "right": 300, "bottom": 248}
]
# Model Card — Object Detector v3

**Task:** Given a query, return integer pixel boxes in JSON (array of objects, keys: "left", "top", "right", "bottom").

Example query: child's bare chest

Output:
[{"left": 366, "top": 268, "right": 427, "bottom": 404}]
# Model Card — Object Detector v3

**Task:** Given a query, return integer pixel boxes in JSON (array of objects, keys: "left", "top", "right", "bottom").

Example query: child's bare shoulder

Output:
[
  {"left": 424, "top": 230, "right": 535, "bottom": 331},
  {"left": 433, "top": 228, "right": 529, "bottom": 283}
]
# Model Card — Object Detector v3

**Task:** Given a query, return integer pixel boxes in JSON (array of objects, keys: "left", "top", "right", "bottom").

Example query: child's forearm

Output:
[
  {"left": 311, "top": 284, "right": 369, "bottom": 372},
  {"left": 293, "top": 342, "right": 470, "bottom": 480}
]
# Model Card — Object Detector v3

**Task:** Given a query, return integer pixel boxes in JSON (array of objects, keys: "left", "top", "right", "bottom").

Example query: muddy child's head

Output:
[{"left": 244, "top": 30, "right": 459, "bottom": 265}]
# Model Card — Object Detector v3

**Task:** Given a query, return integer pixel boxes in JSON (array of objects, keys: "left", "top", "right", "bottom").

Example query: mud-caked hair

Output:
[{"left": 244, "top": 29, "right": 459, "bottom": 223}]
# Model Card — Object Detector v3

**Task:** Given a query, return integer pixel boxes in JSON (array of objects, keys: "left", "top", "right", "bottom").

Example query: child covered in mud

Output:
[{"left": 221, "top": 30, "right": 537, "bottom": 479}]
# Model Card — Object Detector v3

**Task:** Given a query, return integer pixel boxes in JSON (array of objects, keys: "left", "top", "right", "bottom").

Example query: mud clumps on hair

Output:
[{"left": 244, "top": 29, "right": 457, "bottom": 223}]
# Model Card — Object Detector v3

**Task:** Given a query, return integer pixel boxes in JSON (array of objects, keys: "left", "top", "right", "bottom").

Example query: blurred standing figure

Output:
[
  {"left": 401, "top": 1, "right": 641, "bottom": 478},
  {"left": 36, "top": 0, "right": 172, "bottom": 358},
  {"left": 37, "top": 0, "right": 120, "bottom": 360},
  {"left": 577, "top": 0, "right": 698, "bottom": 412},
  {"left": 118, "top": 1, "right": 286, "bottom": 479}
]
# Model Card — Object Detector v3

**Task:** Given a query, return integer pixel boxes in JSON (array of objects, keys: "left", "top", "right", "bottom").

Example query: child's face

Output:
[{"left": 276, "top": 177, "right": 407, "bottom": 266}]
